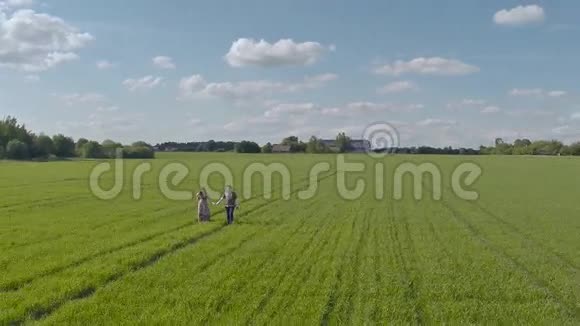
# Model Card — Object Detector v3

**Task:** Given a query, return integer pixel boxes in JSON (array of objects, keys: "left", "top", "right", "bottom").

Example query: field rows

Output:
[{"left": 1, "top": 154, "right": 579, "bottom": 324}]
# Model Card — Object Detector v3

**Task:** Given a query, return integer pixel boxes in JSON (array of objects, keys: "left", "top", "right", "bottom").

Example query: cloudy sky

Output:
[{"left": 1, "top": 0, "right": 579, "bottom": 147}]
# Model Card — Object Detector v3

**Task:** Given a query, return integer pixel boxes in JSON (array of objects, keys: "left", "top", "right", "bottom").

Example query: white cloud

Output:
[
  {"left": 447, "top": 98, "right": 487, "bottom": 110},
  {"left": 481, "top": 106, "right": 501, "bottom": 114},
  {"left": 24, "top": 74, "right": 39, "bottom": 82},
  {"left": 225, "top": 38, "right": 330, "bottom": 67},
  {"left": 461, "top": 99, "right": 486, "bottom": 105},
  {"left": 223, "top": 115, "right": 280, "bottom": 132},
  {"left": 4, "top": 0, "right": 35, "bottom": 8},
  {"left": 96, "top": 105, "right": 119, "bottom": 112},
  {"left": 123, "top": 76, "right": 163, "bottom": 91},
  {"left": 494, "top": 5, "right": 545, "bottom": 26},
  {"left": 571, "top": 112, "right": 580, "bottom": 120},
  {"left": 0, "top": 0, "right": 35, "bottom": 9},
  {"left": 317, "top": 102, "right": 421, "bottom": 117},
  {"left": 378, "top": 81, "right": 417, "bottom": 94},
  {"left": 96, "top": 60, "right": 115, "bottom": 70},
  {"left": 0, "top": 9, "right": 93, "bottom": 71},
  {"left": 264, "top": 103, "right": 316, "bottom": 118},
  {"left": 57, "top": 92, "right": 107, "bottom": 106},
  {"left": 510, "top": 88, "right": 567, "bottom": 97},
  {"left": 552, "top": 125, "right": 570, "bottom": 134},
  {"left": 416, "top": 118, "right": 457, "bottom": 127},
  {"left": 152, "top": 56, "right": 176, "bottom": 69},
  {"left": 374, "top": 57, "right": 479, "bottom": 76},
  {"left": 177, "top": 73, "right": 337, "bottom": 101},
  {"left": 256, "top": 102, "right": 423, "bottom": 121},
  {"left": 548, "top": 90, "right": 566, "bottom": 97},
  {"left": 188, "top": 119, "right": 201, "bottom": 125},
  {"left": 510, "top": 88, "right": 543, "bottom": 96}
]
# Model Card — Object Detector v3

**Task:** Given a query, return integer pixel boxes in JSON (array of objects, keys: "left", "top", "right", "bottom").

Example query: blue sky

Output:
[{"left": 1, "top": 0, "right": 579, "bottom": 147}]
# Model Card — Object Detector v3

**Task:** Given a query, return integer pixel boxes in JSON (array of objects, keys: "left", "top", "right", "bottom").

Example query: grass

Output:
[{"left": 1, "top": 153, "right": 579, "bottom": 324}]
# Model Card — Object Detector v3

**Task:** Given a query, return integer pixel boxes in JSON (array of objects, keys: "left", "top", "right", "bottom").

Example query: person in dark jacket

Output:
[{"left": 214, "top": 185, "right": 239, "bottom": 225}]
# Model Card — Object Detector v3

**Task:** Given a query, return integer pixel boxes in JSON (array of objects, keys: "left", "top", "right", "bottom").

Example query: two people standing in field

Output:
[{"left": 195, "top": 186, "right": 239, "bottom": 225}]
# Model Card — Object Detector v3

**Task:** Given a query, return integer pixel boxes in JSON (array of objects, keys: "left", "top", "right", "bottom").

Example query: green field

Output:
[{"left": 1, "top": 153, "right": 579, "bottom": 324}]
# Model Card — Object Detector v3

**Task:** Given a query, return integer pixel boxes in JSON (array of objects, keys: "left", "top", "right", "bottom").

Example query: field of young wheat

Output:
[{"left": 1, "top": 153, "right": 579, "bottom": 324}]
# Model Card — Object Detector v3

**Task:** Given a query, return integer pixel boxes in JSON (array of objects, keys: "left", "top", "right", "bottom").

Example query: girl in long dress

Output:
[{"left": 196, "top": 188, "right": 210, "bottom": 222}]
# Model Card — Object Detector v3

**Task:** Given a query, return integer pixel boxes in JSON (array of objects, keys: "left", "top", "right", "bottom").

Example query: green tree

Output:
[
  {"left": 123, "top": 146, "right": 155, "bottom": 158},
  {"left": 568, "top": 142, "right": 580, "bottom": 156},
  {"left": 6, "top": 139, "right": 30, "bottom": 160},
  {"left": 280, "top": 136, "right": 307, "bottom": 152},
  {"left": 52, "top": 134, "right": 76, "bottom": 157},
  {"left": 80, "top": 141, "right": 104, "bottom": 158},
  {"left": 131, "top": 141, "right": 153, "bottom": 148},
  {"left": 335, "top": 132, "right": 351, "bottom": 153},
  {"left": 494, "top": 142, "right": 513, "bottom": 155},
  {"left": 290, "top": 142, "right": 307, "bottom": 153},
  {"left": 529, "top": 140, "right": 563, "bottom": 155},
  {"left": 76, "top": 138, "right": 89, "bottom": 156},
  {"left": 0, "top": 144, "right": 5, "bottom": 159},
  {"left": 281, "top": 136, "right": 299, "bottom": 145},
  {"left": 0, "top": 116, "right": 33, "bottom": 148},
  {"left": 514, "top": 138, "right": 531, "bottom": 147},
  {"left": 261, "top": 142, "right": 273, "bottom": 153},
  {"left": 235, "top": 141, "right": 261, "bottom": 153},
  {"left": 102, "top": 139, "right": 123, "bottom": 158},
  {"left": 32, "top": 134, "right": 55, "bottom": 157},
  {"left": 306, "top": 136, "right": 329, "bottom": 153}
]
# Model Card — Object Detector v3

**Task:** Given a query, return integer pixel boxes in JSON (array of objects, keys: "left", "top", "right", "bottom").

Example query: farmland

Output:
[{"left": 1, "top": 153, "right": 579, "bottom": 324}]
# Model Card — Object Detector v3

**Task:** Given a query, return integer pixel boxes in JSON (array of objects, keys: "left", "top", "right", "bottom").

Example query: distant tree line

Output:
[
  {"left": 155, "top": 141, "right": 237, "bottom": 152},
  {"left": 5, "top": 115, "right": 580, "bottom": 159},
  {"left": 0, "top": 116, "right": 154, "bottom": 160},
  {"left": 480, "top": 138, "right": 580, "bottom": 156},
  {"left": 385, "top": 147, "right": 480, "bottom": 155},
  {"left": 156, "top": 134, "right": 353, "bottom": 154},
  {"left": 159, "top": 135, "right": 580, "bottom": 156}
]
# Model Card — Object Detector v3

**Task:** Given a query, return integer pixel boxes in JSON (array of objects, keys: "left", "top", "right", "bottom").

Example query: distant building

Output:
[
  {"left": 272, "top": 144, "right": 291, "bottom": 153},
  {"left": 320, "top": 139, "right": 370, "bottom": 153},
  {"left": 349, "top": 139, "right": 371, "bottom": 153},
  {"left": 320, "top": 139, "right": 339, "bottom": 152}
]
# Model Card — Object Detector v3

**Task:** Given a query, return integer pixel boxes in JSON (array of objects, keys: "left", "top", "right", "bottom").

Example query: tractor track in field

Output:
[
  {"left": 390, "top": 200, "right": 425, "bottom": 325},
  {"left": 1, "top": 205, "right": 186, "bottom": 253},
  {"left": 22, "top": 227, "right": 262, "bottom": 324},
  {"left": 319, "top": 221, "right": 352, "bottom": 325},
  {"left": 12, "top": 171, "right": 339, "bottom": 325},
  {"left": 1, "top": 171, "right": 338, "bottom": 293},
  {"left": 439, "top": 197, "right": 580, "bottom": 321},
  {"left": 253, "top": 201, "right": 345, "bottom": 324},
  {"left": 341, "top": 202, "right": 371, "bottom": 325},
  {"left": 420, "top": 198, "right": 462, "bottom": 269},
  {"left": 255, "top": 199, "right": 346, "bottom": 323},
  {"left": 468, "top": 200, "right": 580, "bottom": 273},
  {"left": 3, "top": 172, "right": 333, "bottom": 251},
  {"left": 240, "top": 200, "right": 332, "bottom": 324},
  {"left": 1, "top": 200, "right": 177, "bottom": 251},
  {"left": 0, "top": 177, "right": 85, "bottom": 190},
  {"left": 0, "top": 194, "right": 91, "bottom": 211},
  {"left": 439, "top": 181, "right": 579, "bottom": 274},
  {"left": 369, "top": 209, "right": 382, "bottom": 323},
  {"left": 320, "top": 203, "right": 365, "bottom": 326},
  {"left": 198, "top": 200, "right": 322, "bottom": 324}
]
